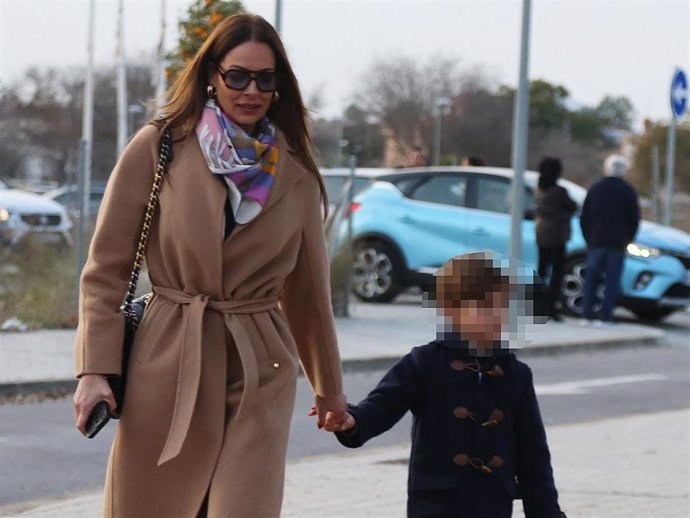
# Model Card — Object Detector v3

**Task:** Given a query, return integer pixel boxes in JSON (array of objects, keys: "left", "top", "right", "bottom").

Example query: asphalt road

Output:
[{"left": 0, "top": 311, "right": 688, "bottom": 509}]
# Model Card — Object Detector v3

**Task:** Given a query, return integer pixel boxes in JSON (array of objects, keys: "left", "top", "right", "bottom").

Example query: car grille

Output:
[{"left": 20, "top": 214, "right": 62, "bottom": 227}]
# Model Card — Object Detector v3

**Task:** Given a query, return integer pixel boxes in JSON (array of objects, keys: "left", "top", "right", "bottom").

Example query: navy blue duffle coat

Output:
[{"left": 336, "top": 339, "right": 564, "bottom": 518}]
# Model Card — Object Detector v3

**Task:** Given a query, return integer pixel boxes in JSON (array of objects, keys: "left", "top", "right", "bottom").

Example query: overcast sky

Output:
[{"left": 1, "top": 0, "right": 688, "bottom": 128}]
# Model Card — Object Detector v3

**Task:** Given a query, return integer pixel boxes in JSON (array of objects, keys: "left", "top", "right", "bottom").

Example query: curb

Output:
[
  {"left": 0, "top": 379, "right": 77, "bottom": 399},
  {"left": 0, "top": 333, "right": 663, "bottom": 399},
  {"left": 516, "top": 333, "right": 663, "bottom": 357}
]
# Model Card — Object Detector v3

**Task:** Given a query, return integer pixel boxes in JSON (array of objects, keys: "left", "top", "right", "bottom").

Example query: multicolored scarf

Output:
[{"left": 196, "top": 99, "right": 278, "bottom": 224}]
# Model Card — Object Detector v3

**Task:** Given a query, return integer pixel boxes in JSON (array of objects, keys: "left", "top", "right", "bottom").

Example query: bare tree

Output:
[
  {"left": 353, "top": 54, "right": 464, "bottom": 153},
  {"left": 0, "top": 64, "right": 156, "bottom": 185}
]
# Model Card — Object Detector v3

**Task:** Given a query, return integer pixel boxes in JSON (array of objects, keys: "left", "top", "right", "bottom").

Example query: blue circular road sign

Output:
[{"left": 671, "top": 68, "right": 688, "bottom": 118}]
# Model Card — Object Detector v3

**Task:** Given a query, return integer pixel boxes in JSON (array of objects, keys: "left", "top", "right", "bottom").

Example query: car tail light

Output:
[{"left": 344, "top": 202, "right": 361, "bottom": 219}]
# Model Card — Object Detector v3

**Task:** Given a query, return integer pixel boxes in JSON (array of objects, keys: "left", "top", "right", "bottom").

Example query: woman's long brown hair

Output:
[{"left": 154, "top": 14, "right": 327, "bottom": 215}]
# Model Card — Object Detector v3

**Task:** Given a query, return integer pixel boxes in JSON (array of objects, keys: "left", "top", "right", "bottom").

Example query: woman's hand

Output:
[
  {"left": 73, "top": 374, "right": 117, "bottom": 435},
  {"left": 310, "top": 394, "right": 348, "bottom": 430}
]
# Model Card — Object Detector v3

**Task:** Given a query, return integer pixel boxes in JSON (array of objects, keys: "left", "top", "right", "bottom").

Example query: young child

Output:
[{"left": 323, "top": 251, "right": 566, "bottom": 518}]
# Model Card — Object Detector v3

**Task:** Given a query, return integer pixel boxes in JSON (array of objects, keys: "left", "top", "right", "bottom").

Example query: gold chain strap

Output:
[{"left": 122, "top": 129, "right": 172, "bottom": 320}]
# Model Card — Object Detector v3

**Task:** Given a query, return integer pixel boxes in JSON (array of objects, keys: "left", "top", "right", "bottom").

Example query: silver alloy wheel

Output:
[
  {"left": 561, "top": 259, "right": 602, "bottom": 316},
  {"left": 352, "top": 246, "right": 393, "bottom": 299},
  {"left": 561, "top": 261, "right": 586, "bottom": 315}
]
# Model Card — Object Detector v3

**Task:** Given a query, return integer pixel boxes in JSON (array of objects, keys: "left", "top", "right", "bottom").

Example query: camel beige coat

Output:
[{"left": 75, "top": 124, "right": 343, "bottom": 518}]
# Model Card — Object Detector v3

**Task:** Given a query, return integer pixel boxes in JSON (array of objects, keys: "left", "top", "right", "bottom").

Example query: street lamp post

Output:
[
  {"left": 275, "top": 0, "right": 283, "bottom": 34},
  {"left": 432, "top": 97, "right": 452, "bottom": 166},
  {"left": 76, "top": 0, "right": 96, "bottom": 290},
  {"left": 509, "top": 0, "right": 532, "bottom": 261},
  {"left": 116, "top": 0, "right": 127, "bottom": 156},
  {"left": 154, "top": 0, "right": 168, "bottom": 110}
]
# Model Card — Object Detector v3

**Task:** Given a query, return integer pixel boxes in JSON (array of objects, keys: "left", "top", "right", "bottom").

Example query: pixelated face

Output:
[
  {"left": 441, "top": 285, "right": 511, "bottom": 348},
  {"left": 424, "top": 251, "right": 548, "bottom": 355}
]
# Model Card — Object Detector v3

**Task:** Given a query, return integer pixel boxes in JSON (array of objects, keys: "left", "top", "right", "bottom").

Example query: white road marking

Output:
[{"left": 535, "top": 374, "right": 668, "bottom": 395}]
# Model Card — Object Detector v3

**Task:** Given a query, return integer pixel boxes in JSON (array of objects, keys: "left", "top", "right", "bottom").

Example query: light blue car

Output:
[{"left": 327, "top": 166, "right": 690, "bottom": 321}]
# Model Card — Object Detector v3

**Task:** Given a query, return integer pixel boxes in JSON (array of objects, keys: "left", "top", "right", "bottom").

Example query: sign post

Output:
[
  {"left": 509, "top": 0, "right": 532, "bottom": 260},
  {"left": 664, "top": 68, "right": 688, "bottom": 226}
]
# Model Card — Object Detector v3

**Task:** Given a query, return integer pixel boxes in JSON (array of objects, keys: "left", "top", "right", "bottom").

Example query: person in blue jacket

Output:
[
  {"left": 579, "top": 154, "right": 640, "bottom": 324},
  {"left": 320, "top": 251, "right": 566, "bottom": 518}
]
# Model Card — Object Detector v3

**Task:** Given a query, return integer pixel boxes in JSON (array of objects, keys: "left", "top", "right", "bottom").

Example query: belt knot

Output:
[{"left": 151, "top": 286, "right": 279, "bottom": 465}]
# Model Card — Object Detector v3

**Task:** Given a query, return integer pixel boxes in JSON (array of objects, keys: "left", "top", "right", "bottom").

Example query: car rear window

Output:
[
  {"left": 323, "top": 176, "right": 373, "bottom": 206},
  {"left": 323, "top": 176, "right": 347, "bottom": 204}
]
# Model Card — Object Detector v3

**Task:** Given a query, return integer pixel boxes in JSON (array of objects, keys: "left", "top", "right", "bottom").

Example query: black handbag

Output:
[
  {"left": 111, "top": 128, "right": 172, "bottom": 416},
  {"left": 86, "top": 130, "right": 172, "bottom": 437}
]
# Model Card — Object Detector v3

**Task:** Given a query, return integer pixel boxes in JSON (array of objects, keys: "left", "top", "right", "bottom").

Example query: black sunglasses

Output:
[{"left": 214, "top": 64, "right": 277, "bottom": 92}]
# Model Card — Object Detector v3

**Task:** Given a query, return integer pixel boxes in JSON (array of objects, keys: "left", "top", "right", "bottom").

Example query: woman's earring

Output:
[
  {"left": 272, "top": 91, "right": 280, "bottom": 104},
  {"left": 206, "top": 84, "right": 217, "bottom": 99}
]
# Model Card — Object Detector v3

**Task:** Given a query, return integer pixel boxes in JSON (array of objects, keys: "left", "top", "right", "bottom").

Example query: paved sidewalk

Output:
[
  {"left": 1, "top": 409, "right": 687, "bottom": 517},
  {"left": 0, "top": 298, "right": 664, "bottom": 391}
]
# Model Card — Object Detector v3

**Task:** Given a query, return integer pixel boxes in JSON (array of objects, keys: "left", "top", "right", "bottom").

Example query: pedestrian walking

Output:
[
  {"left": 319, "top": 251, "right": 566, "bottom": 518},
  {"left": 535, "top": 157, "right": 577, "bottom": 321},
  {"left": 72, "top": 14, "right": 347, "bottom": 518},
  {"left": 579, "top": 155, "right": 640, "bottom": 324}
]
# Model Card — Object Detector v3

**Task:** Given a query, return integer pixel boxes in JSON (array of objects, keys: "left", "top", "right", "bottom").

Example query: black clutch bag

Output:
[{"left": 85, "top": 129, "right": 172, "bottom": 437}]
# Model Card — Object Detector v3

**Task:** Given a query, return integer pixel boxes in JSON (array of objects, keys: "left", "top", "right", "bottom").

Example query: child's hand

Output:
[
  {"left": 311, "top": 394, "right": 348, "bottom": 429},
  {"left": 325, "top": 411, "right": 356, "bottom": 432},
  {"left": 308, "top": 407, "right": 356, "bottom": 432}
]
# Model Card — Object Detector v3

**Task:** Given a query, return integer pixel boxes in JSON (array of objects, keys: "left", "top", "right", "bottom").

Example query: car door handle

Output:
[
  {"left": 401, "top": 215, "right": 416, "bottom": 224},
  {"left": 471, "top": 227, "right": 489, "bottom": 236}
]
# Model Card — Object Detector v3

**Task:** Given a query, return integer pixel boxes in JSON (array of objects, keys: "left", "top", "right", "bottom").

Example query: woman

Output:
[
  {"left": 535, "top": 157, "right": 576, "bottom": 321},
  {"left": 73, "top": 14, "right": 347, "bottom": 518}
]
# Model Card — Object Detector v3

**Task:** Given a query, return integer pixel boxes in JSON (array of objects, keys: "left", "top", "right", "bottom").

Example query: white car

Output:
[{"left": 0, "top": 180, "right": 73, "bottom": 246}]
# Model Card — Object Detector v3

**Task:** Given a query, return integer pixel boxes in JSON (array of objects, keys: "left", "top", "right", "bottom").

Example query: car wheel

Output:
[
  {"left": 631, "top": 307, "right": 677, "bottom": 322},
  {"left": 560, "top": 256, "right": 603, "bottom": 317},
  {"left": 352, "top": 241, "right": 403, "bottom": 303}
]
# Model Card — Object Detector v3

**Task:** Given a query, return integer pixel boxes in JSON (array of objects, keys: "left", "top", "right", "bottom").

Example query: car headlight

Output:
[
  {"left": 0, "top": 208, "right": 10, "bottom": 222},
  {"left": 626, "top": 243, "right": 660, "bottom": 258}
]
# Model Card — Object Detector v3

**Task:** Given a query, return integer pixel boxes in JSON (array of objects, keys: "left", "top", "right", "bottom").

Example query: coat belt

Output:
[{"left": 151, "top": 286, "right": 279, "bottom": 466}]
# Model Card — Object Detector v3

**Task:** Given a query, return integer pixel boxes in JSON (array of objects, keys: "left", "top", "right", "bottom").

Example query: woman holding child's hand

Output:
[{"left": 309, "top": 400, "right": 353, "bottom": 431}]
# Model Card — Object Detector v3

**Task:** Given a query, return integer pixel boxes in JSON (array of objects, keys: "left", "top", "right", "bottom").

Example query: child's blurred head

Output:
[{"left": 424, "top": 251, "right": 547, "bottom": 356}]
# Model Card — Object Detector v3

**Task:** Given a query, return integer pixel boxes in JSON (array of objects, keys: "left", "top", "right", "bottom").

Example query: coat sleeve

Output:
[
  {"left": 514, "top": 365, "right": 563, "bottom": 518},
  {"left": 560, "top": 187, "right": 577, "bottom": 214},
  {"left": 335, "top": 347, "right": 427, "bottom": 448},
  {"left": 281, "top": 174, "right": 343, "bottom": 398},
  {"left": 74, "top": 125, "right": 160, "bottom": 377},
  {"left": 579, "top": 190, "right": 592, "bottom": 244},
  {"left": 626, "top": 186, "right": 641, "bottom": 244}
]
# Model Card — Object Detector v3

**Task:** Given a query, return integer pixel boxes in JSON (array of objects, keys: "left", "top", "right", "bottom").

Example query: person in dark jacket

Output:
[
  {"left": 535, "top": 157, "right": 577, "bottom": 321},
  {"left": 319, "top": 252, "right": 566, "bottom": 518},
  {"left": 579, "top": 154, "right": 640, "bottom": 324}
]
